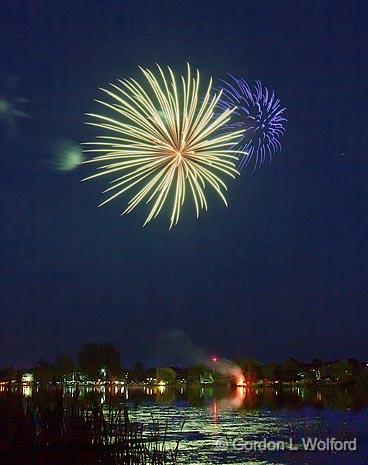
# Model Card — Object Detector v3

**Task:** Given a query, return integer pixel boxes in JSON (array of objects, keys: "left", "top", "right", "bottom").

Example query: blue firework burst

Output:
[{"left": 218, "top": 76, "right": 287, "bottom": 170}]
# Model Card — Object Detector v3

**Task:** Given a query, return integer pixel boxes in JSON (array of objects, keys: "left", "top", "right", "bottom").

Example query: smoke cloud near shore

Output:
[
  {"left": 156, "top": 329, "right": 244, "bottom": 381},
  {"left": 155, "top": 329, "right": 206, "bottom": 366},
  {"left": 212, "top": 358, "right": 244, "bottom": 381}
]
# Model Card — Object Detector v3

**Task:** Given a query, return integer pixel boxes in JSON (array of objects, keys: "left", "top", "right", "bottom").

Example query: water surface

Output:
[{"left": 119, "top": 385, "right": 368, "bottom": 464}]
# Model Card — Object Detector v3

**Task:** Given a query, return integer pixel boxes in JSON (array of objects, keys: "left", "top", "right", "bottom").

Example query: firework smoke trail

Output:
[
  {"left": 157, "top": 330, "right": 245, "bottom": 382},
  {"left": 218, "top": 75, "right": 287, "bottom": 170},
  {"left": 83, "top": 64, "right": 245, "bottom": 228}
]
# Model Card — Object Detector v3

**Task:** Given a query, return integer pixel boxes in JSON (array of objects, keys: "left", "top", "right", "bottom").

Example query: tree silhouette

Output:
[{"left": 77, "top": 343, "right": 122, "bottom": 379}]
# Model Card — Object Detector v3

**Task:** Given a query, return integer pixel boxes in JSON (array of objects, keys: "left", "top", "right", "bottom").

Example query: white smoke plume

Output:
[{"left": 156, "top": 329, "right": 244, "bottom": 383}]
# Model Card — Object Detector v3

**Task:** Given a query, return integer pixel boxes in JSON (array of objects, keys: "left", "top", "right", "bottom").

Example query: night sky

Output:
[{"left": 1, "top": 1, "right": 367, "bottom": 367}]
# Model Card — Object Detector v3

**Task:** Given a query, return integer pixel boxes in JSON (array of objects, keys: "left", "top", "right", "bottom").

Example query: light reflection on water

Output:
[
  {"left": 22, "top": 383, "right": 32, "bottom": 397},
  {"left": 122, "top": 386, "right": 368, "bottom": 465},
  {"left": 116, "top": 384, "right": 368, "bottom": 464},
  {"left": 2, "top": 383, "right": 368, "bottom": 464}
]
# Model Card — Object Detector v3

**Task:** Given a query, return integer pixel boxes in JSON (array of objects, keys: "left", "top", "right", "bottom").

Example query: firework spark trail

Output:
[
  {"left": 82, "top": 64, "right": 245, "bottom": 228},
  {"left": 218, "top": 75, "right": 287, "bottom": 170}
]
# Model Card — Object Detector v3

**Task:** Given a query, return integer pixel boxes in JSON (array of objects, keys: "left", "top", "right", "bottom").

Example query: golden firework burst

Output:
[{"left": 83, "top": 64, "right": 244, "bottom": 228}]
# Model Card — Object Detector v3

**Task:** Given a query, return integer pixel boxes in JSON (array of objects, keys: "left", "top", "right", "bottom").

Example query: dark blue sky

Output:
[{"left": 1, "top": 1, "right": 367, "bottom": 367}]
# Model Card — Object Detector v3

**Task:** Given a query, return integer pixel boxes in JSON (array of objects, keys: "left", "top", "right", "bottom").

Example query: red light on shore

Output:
[{"left": 211, "top": 356, "right": 218, "bottom": 363}]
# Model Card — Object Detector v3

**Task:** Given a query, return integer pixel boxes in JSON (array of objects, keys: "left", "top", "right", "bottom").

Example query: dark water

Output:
[
  {"left": 122, "top": 385, "right": 368, "bottom": 465},
  {"left": 3, "top": 383, "right": 368, "bottom": 464}
]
